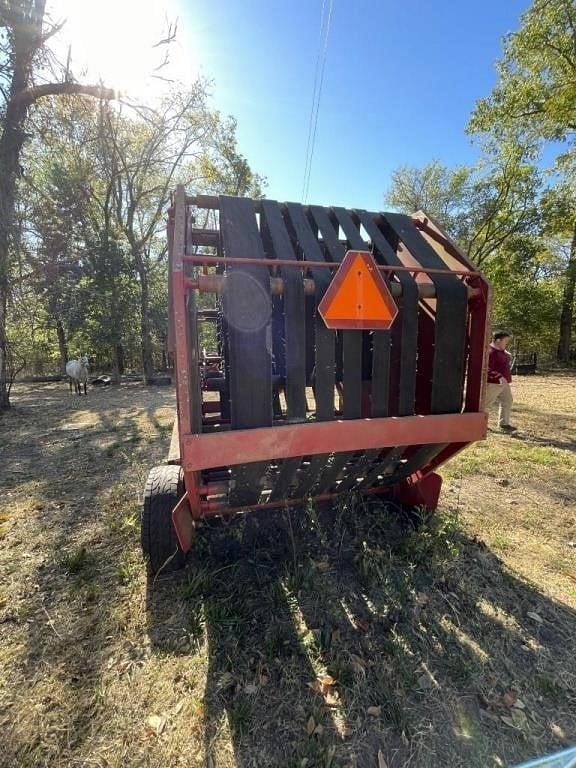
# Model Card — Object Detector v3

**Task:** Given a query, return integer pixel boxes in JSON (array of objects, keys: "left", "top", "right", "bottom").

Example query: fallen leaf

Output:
[
  {"left": 306, "top": 715, "right": 316, "bottom": 735},
  {"left": 259, "top": 674, "right": 270, "bottom": 686},
  {"left": 511, "top": 709, "right": 528, "bottom": 729},
  {"left": 313, "top": 723, "right": 324, "bottom": 736},
  {"left": 217, "top": 672, "right": 235, "bottom": 691},
  {"left": 145, "top": 714, "right": 166, "bottom": 736},
  {"left": 244, "top": 683, "right": 258, "bottom": 695},
  {"left": 367, "top": 706, "right": 381, "bottom": 717},
  {"left": 378, "top": 750, "right": 388, "bottom": 768},
  {"left": 316, "top": 560, "right": 330, "bottom": 573},
  {"left": 527, "top": 611, "right": 543, "bottom": 624},
  {"left": 503, "top": 690, "right": 518, "bottom": 708},
  {"left": 513, "top": 698, "right": 526, "bottom": 710},
  {"left": 417, "top": 672, "right": 439, "bottom": 690},
  {"left": 501, "top": 715, "right": 515, "bottom": 728},
  {"left": 172, "top": 699, "right": 185, "bottom": 717},
  {"left": 324, "top": 690, "right": 340, "bottom": 707}
]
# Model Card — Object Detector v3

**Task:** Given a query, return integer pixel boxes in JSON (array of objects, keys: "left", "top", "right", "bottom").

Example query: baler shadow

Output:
[{"left": 146, "top": 499, "right": 576, "bottom": 768}]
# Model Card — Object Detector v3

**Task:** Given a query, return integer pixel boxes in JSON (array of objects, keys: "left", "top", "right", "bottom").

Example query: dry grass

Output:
[{"left": 0, "top": 374, "right": 575, "bottom": 768}]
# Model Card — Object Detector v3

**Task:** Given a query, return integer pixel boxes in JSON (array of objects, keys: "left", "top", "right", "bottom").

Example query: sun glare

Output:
[{"left": 47, "top": 0, "right": 197, "bottom": 101}]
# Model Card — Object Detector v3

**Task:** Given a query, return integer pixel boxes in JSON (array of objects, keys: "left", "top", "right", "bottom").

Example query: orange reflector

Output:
[{"left": 318, "top": 250, "right": 399, "bottom": 330}]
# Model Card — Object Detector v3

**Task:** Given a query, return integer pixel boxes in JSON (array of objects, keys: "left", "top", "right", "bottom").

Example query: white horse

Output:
[{"left": 66, "top": 355, "right": 89, "bottom": 395}]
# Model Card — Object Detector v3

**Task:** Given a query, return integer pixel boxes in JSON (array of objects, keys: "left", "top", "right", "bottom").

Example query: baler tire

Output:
[{"left": 141, "top": 465, "right": 188, "bottom": 574}]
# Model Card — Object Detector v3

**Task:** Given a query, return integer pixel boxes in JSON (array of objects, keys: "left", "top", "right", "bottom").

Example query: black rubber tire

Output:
[{"left": 141, "top": 465, "right": 188, "bottom": 574}]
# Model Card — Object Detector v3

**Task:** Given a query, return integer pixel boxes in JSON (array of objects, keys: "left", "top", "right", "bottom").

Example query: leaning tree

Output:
[{"left": 0, "top": 0, "right": 113, "bottom": 408}]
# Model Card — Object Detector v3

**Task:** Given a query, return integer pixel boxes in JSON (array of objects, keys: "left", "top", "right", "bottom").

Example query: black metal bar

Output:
[
  {"left": 269, "top": 457, "right": 302, "bottom": 502},
  {"left": 381, "top": 214, "right": 468, "bottom": 414},
  {"left": 356, "top": 446, "right": 405, "bottom": 490},
  {"left": 220, "top": 196, "right": 273, "bottom": 505},
  {"left": 283, "top": 203, "right": 335, "bottom": 421},
  {"left": 314, "top": 451, "right": 357, "bottom": 494},
  {"left": 260, "top": 200, "right": 307, "bottom": 421},
  {"left": 354, "top": 211, "right": 419, "bottom": 417},
  {"left": 290, "top": 454, "right": 329, "bottom": 499},
  {"left": 309, "top": 205, "right": 362, "bottom": 420}
]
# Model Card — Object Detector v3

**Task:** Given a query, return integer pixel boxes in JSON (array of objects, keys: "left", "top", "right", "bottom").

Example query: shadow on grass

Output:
[
  {"left": 0, "top": 382, "right": 174, "bottom": 767},
  {"left": 146, "top": 499, "right": 576, "bottom": 768}
]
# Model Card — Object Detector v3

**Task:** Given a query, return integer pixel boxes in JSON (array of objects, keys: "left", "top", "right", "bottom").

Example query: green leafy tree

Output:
[
  {"left": 540, "top": 177, "right": 576, "bottom": 361},
  {"left": 0, "top": 0, "right": 113, "bottom": 407},
  {"left": 385, "top": 148, "right": 541, "bottom": 268},
  {"left": 468, "top": 0, "right": 576, "bottom": 361},
  {"left": 384, "top": 153, "right": 568, "bottom": 357},
  {"left": 99, "top": 88, "right": 212, "bottom": 383}
]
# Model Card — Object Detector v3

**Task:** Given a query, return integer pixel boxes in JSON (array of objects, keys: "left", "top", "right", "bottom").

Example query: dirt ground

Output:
[{"left": 0, "top": 374, "right": 575, "bottom": 768}]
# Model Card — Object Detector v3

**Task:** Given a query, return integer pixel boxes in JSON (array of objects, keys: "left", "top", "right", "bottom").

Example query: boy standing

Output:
[{"left": 485, "top": 331, "right": 517, "bottom": 432}]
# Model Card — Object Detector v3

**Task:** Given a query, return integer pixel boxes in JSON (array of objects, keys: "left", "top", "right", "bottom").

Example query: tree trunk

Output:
[
  {"left": 0, "top": 287, "right": 9, "bottom": 409},
  {"left": 557, "top": 224, "right": 576, "bottom": 364},
  {"left": 55, "top": 318, "right": 68, "bottom": 375},
  {"left": 111, "top": 346, "right": 120, "bottom": 385},
  {"left": 117, "top": 343, "right": 125, "bottom": 375},
  {"left": 111, "top": 343, "right": 124, "bottom": 384},
  {"left": 0, "top": 24, "right": 36, "bottom": 410},
  {"left": 133, "top": 248, "right": 155, "bottom": 383}
]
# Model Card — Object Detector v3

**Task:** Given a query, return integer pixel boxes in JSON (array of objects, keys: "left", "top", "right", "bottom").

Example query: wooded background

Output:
[{"left": 0, "top": 0, "right": 574, "bottom": 409}]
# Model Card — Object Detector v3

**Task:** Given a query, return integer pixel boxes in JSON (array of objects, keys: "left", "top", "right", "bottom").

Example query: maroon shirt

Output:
[{"left": 488, "top": 344, "right": 512, "bottom": 384}]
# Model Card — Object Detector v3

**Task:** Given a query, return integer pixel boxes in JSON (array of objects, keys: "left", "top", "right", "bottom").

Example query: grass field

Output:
[{"left": 1, "top": 374, "right": 575, "bottom": 768}]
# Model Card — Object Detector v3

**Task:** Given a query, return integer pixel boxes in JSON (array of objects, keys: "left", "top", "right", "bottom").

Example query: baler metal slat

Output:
[
  {"left": 354, "top": 211, "right": 419, "bottom": 417},
  {"left": 280, "top": 204, "right": 336, "bottom": 500},
  {"left": 269, "top": 456, "right": 302, "bottom": 502},
  {"left": 332, "top": 206, "right": 392, "bottom": 419},
  {"left": 355, "top": 446, "right": 406, "bottom": 491},
  {"left": 314, "top": 450, "right": 359, "bottom": 494},
  {"left": 381, "top": 213, "right": 468, "bottom": 415},
  {"left": 308, "top": 205, "right": 363, "bottom": 420},
  {"left": 289, "top": 453, "right": 332, "bottom": 499},
  {"left": 283, "top": 203, "right": 335, "bottom": 422},
  {"left": 315, "top": 206, "right": 381, "bottom": 486},
  {"left": 260, "top": 200, "right": 307, "bottom": 421},
  {"left": 220, "top": 196, "right": 272, "bottom": 505}
]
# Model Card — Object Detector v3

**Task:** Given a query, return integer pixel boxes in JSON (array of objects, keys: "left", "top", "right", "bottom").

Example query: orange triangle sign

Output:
[{"left": 318, "top": 251, "right": 398, "bottom": 330}]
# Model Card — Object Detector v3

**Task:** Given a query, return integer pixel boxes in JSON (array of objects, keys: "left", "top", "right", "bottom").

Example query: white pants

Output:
[{"left": 485, "top": 382, "right": 513, "bottom": 426}]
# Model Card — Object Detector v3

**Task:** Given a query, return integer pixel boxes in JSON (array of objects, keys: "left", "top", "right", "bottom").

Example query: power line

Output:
[
  {"left": 301, "top": 0, "right": 334, "bottom": 203},
  {"left": 301, "top": 0, "right": 327, "bottom": 202}
]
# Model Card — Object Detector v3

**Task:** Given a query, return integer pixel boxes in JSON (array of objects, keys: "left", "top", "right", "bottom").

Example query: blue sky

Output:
[{"left": 178, "top": 0, "right": 530, "bottom": 210}]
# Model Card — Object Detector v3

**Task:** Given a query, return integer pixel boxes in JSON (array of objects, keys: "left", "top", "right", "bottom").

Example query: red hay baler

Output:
[{"left": 141, "top": 186, "right": 490, "bottom": 573}]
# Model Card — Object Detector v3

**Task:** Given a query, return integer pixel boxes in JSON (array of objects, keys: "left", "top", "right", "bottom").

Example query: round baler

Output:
[{"left": 141, "top": 186, "right": 490, "bottom": 574}]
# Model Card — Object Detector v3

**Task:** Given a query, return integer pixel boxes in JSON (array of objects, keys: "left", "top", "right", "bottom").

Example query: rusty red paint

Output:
[
  {"left": 397, "top": 472, "right": 443, "bottom": 511},
  {"left": 182, "top": 253, "right": 481, "bottom": 277},
  {"left": 180, "top": 412, "right": 487, "bottom": 472},
  {"left": 172, "top": 493, "right": 194, "bottom": 552}
]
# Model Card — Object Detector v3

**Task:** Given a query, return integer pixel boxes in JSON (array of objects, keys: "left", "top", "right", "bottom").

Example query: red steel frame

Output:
[{"left": 167, "top": 188, "right": 492, "bottom": 551}]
